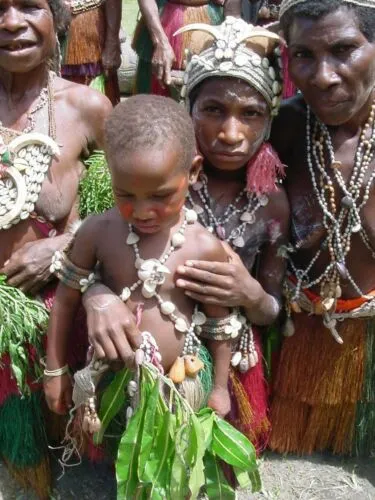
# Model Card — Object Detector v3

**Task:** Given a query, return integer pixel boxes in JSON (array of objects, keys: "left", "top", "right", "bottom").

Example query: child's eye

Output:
[
  {"left": 203, "top": 105, "right": 221, "bottom": 114},
  {"left": 154, "top": 193, "right": 172, "bottom": 199}
]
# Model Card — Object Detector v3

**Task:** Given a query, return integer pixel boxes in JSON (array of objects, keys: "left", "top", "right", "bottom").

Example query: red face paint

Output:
[{"left": 119, "top": 202, "right": 133, "bottom": 220}]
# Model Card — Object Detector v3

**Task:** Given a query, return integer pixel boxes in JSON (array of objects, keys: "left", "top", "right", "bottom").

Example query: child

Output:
[{"left": 44, "top": 95, "right": 242, "bottom": 419}]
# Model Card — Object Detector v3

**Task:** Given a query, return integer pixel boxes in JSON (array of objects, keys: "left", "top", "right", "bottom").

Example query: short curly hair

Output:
[
  {"left": 281, "top": 0, "right": 375, "bottom": 43},
  {"left": 47, "top": 0, "right": 71, "bottom": 36},
  {"left": 105, "top": 95, "right": 196, "bottom": 171}
]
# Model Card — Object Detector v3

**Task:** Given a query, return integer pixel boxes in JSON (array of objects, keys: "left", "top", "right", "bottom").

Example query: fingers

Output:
[
  {"left": 6, "top": 271, "right": 33, "bottom": 290},
  {"left": 184, "top": 291, "right": 226, "bottom": 306},
  {"left": 177, "top": 267, "right": 233, "bottom": 290},
  {"left": 164, "top": 59, "right": 172, "bottom": 86},
  {"left": 0, "top": 257, "right": 18, "bottom": 278},
  {"left": 179, "top": 260, "right": 233, "bottom": 276}
]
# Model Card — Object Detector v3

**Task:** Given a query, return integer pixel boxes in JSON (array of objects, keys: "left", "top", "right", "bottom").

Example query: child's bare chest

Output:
[{"left": 96, "top": 232, "right": 198, "bottom": 369}]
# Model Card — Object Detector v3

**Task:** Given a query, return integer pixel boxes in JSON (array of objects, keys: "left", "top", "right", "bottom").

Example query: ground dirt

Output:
[{"left": 0, "top": 451, "right": 374, "bottom": 499}]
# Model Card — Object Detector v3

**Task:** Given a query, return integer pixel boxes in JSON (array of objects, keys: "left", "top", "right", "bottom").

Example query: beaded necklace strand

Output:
[{"left": 288, "top": 101, "right": 375, "bottom": 313}]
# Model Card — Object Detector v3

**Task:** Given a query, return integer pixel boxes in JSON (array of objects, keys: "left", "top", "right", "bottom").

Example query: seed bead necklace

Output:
[
  {"left": 187, "top": 172, "right": 268, "bottom": 248},
  {"left": 288, "top": 101, "right": 375, "bottom": 314},
  {"left": 0, "top": 71, "right": 55, "bottom": 140}
]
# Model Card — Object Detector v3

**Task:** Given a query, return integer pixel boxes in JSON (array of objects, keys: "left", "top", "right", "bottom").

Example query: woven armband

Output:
[
  {"left": 198, "top": 310, "right": 246, "bottom": 341},
  {"left": 50, "top": 250, "right": 96, "bottom": 293}
]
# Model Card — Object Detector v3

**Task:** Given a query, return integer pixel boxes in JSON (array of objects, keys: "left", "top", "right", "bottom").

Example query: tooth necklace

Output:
[
  {"left": 187, "top": 172, "right": 268, "bottom": 248},
  {"left": 119, "top": 207, "right": 206, "bottom": 358}
]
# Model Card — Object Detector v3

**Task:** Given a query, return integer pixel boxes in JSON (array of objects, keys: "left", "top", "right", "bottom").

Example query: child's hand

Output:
[
  {"left": 207, "top": 386, "right": 231, "bottom": 418},
  {"left": 44, "top": 374, "right": 73, "bottom": 415}
]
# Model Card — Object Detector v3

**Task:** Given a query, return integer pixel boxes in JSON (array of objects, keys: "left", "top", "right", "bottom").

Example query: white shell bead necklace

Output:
[
  {"left": 187, "top": 173, "right": 268, "bottom": 248},
  {"left": 120, "top": 207, "right": 204, "bottom": 356},
  {"left": 288, "top": 103, "right": 375, "bottom": 311}
]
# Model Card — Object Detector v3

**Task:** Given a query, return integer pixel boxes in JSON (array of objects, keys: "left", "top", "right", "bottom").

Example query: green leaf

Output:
[
  {"left": 234, "top": 467, "right": 252, "bottom": 489},
  {"left": 116, "top": 408, "right": 143, "bottom": 498},
  {"left": 145, "top": 412, "right": 173, "bottom": 499},
  {"left": 188, "top": 414, "right": 205, "bottom": 499},
  {"left": 95, "top": 368, "right": 131, "bottom": 445},
  {"left": 138, "top": 380, "right": 160, "bottom": 479},
  {"left": 211, "top": 417, "right": 257, "bottom": 470},
  {"left": 249, "top": 468, "right": 262, "bottom": 493},
  {"left": 197, "top": 408, "right": 214, "bottom": 448},
  {"left": 170, "top": 423, "right": 190, "bottom": 498},
  {"left": 204, "top": 452, "right": 235, "bottom": 500}
]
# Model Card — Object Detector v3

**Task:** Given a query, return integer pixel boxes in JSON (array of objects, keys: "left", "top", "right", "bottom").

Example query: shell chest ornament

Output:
[
  {"left": 0, "top": 133, "right": 60, "bottom": 230},
  {"left": 118, "top": 207, "right": 254, "bottom": 383}
]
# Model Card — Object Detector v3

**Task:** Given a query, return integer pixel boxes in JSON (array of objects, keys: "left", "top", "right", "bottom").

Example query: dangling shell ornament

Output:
[
  {"left": 137, "top": 258, "right": 171, "bottom": 298},
  {"left": 0, "top": 132, "right": 60, "bottom": 230}
]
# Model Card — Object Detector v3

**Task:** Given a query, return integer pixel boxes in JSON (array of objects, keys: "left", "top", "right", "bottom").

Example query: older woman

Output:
[
  {"left": 0, "top": 0, "right": 111, "bottom": 496},
  {"left": 86, "top": 17, "right": 289, "bottom": 452},
  {"left": 269, "top": 0, "right": 375, "bottom": 457}
]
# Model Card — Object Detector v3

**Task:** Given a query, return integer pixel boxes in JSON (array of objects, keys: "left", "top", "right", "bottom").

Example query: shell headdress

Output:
[{"left": 176, "top": 17, "right": 283, "bottom": 116}]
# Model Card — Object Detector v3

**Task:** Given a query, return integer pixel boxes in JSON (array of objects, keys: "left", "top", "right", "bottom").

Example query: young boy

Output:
[{"left": 44, "top": 95, "right": 237, "bottom": 418}]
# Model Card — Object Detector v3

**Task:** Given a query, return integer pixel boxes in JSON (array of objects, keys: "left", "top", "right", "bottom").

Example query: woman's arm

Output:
[
  {"left": 138, "top": 0, "right": 175, "bottom": 86},
  {"left": 102, "top": 0, "right": 122, "bottom": 76}
]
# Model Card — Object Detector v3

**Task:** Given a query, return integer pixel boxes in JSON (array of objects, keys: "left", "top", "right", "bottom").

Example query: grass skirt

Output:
[
  {"left": 269, "top": 312, "right": 375, "bottom": 456},
  {"left": 132, "top": 1, "right": 223, "bottom": 96}
]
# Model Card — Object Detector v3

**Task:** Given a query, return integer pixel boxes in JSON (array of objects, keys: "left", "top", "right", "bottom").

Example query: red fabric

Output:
[{"left": 281, "top": 45, "right": 296, "bottom": 99}]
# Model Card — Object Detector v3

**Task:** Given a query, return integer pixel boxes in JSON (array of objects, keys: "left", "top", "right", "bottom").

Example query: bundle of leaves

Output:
[
  {"left": 79, "top": 151, "right": 114, "bottom": 219},
  {"left": 95, "top": 363, "right": 261, "bottom": 499},
  {"left": 0, "top": 275, "right": 48, "bottom": 392}
]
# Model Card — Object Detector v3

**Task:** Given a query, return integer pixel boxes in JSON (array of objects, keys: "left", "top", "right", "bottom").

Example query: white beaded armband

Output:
[
  {"left": 44, "top": 365, "right": 69, "bottom": 377},
  {"left": 198, "top": 310, "right": 246, "bottom": 341}
]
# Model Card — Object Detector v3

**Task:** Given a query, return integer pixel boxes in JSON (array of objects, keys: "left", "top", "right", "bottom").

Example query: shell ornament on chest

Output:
[{"left": 0, "top": 133, "right": 60, "bottom": 230}]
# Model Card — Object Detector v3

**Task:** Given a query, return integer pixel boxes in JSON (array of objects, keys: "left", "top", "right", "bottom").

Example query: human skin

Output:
[
  {"left": 84, "top": 78, "right": 290, "bottom": 361},
  {"left": 0, "top": 0, "right": 112, "bottom": 294},
  {"left": 137, "top": 0, "right": 241, "bottom": 86},
  {"left": 271, "top": 6, "right": 375, "bottom": 298},
  {"left": 102, "top": 0, "right": 122, "bottom": 75},
  {"left": 176, "top": 78, "right": 290, "bottom": 324},
  {"left": 45, "top": 142, "right": 233, "bottom": 417}
]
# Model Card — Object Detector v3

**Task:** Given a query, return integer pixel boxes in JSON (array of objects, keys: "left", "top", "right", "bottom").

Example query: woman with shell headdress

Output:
[
  {"left": 0, "top": 0, "right": 112, "bottom": 496},
  {"left": 86, "top": 17, "right": 290, "bottom": 454}
]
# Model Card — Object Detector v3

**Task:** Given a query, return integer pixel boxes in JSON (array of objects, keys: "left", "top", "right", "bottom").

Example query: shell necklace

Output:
[
  {"left": 187, "top": 172, "right": 268, "bottom": 248},
  {"left": 0, "top": 72, "right": 59, "bottom": 230},
  {"left": 286, "top": 103, "right": 375, "bottom": 340},
  {"left": 119, "top": 207, "right": 206, "bottom": 359}
]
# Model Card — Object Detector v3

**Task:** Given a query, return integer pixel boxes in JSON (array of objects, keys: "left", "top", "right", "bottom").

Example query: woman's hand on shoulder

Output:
[{"left": 176, "top": 230, "right": 261, "bottom": 309}]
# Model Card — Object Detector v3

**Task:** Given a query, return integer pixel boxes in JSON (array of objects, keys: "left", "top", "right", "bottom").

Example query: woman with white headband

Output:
[{"left": 83, "top": 17, "right": 290, "bottom": 453}]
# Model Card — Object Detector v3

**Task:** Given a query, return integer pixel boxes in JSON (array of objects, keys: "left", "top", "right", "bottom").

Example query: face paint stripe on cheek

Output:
[{"left": 119, "top": 202, "right": 133, "bottom": 219}]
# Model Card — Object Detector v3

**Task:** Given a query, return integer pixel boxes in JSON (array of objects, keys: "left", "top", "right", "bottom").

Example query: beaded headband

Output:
[
  {"left": 280, "top": 0, "right": 375, "bottom": 20},
  {"left": 176, "top": 17, "right": 283, "bottom": 116}
]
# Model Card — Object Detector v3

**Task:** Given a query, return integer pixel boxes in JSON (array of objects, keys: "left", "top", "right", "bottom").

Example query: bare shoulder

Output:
[
  {"left": 267, "top": 185, "right": 290, "bottom": 220},
  {"left": 270, "top": 94, "right": 306, "bottom": 160},
  {"left": 190, "top": 223, "right": 227, "bottom": 262},
  {"left": 54, "top": 77, "right": 112, "bottom": 121},
  {"left": 76, "top": 208, "right": 118, "bottom": 245}
]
